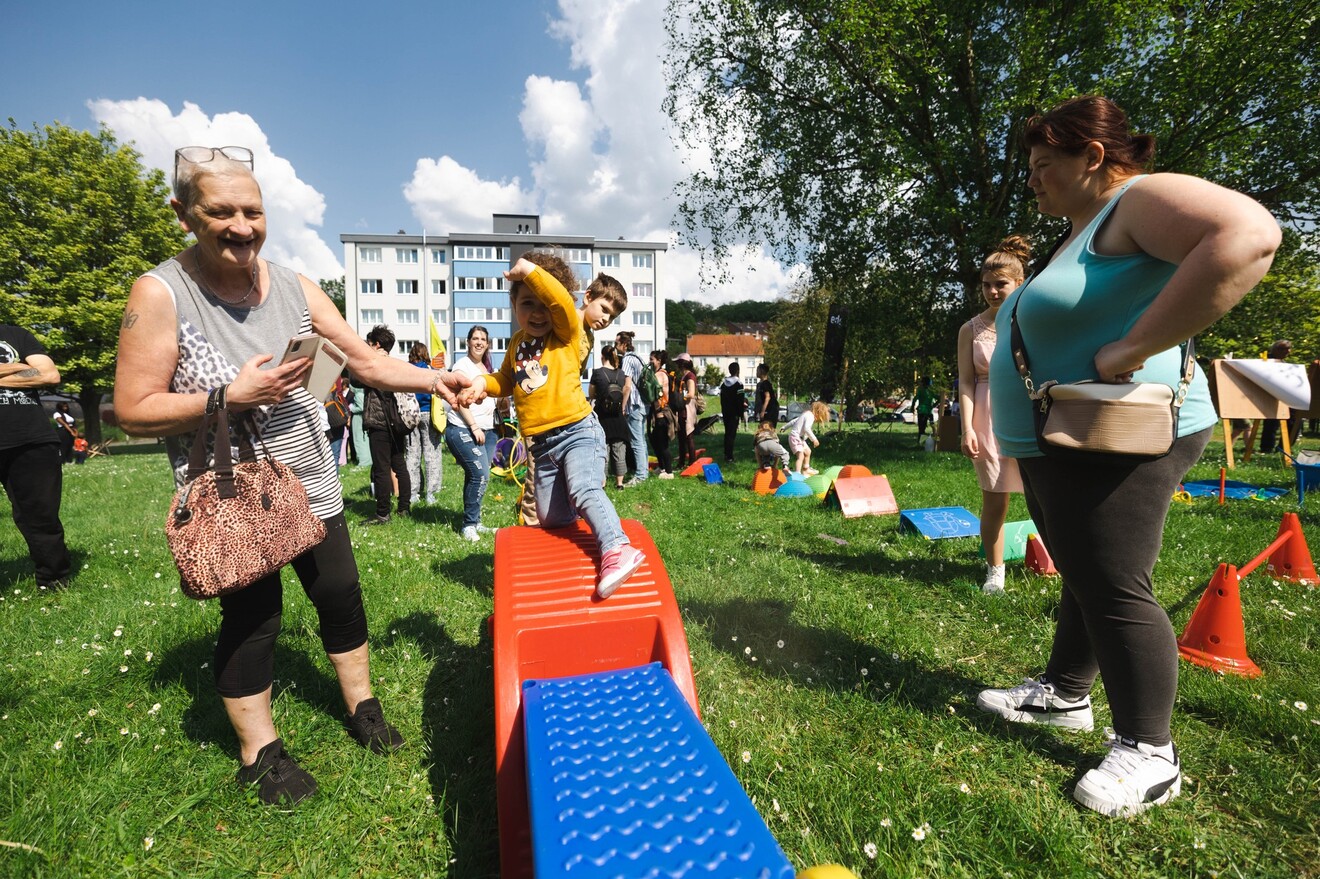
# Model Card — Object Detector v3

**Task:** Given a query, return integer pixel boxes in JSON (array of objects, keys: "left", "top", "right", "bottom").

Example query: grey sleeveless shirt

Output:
[{"left": 146, "top": 256, "right": 343, "bottom": 519}]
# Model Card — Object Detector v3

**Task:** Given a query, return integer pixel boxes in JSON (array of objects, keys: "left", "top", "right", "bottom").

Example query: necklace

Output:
[{"left": 193, "top": 248, "right": 260, "bottom": 306}]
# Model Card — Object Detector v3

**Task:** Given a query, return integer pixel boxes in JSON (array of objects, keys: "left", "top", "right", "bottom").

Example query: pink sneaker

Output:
[{"left": 596, "top": 545, "right": 644, "bottom": 599}]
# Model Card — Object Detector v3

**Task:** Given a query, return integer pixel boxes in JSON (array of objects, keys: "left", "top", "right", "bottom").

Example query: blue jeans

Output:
[
  {"left": 531, "top": 415, "right": 627, "bottom": 554},
  {"left": 625, "top": 406, "right": 648, "bottom": 481},
  {"left": 445, "top": 421, "right": 498, "bottom": 529}
]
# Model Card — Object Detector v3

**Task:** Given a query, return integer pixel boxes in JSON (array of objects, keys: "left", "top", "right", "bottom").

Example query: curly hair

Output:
[{"left": 509, "top": 250, "right": 579, "bottom": 305}]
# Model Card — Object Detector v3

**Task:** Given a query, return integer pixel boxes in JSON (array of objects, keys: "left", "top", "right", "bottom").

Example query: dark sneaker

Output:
[
  {"left": 975, "top": 676, "right": 1094, "bottom": 731},
  {"left": 235, "top": 738, "right": 317, "bottom": 806},
  {"left": 348, "top": 697, "right": 405, "bottom": 754},
  {"left": 364, "top": 515, "right": 391, "bottom": 526},
  {"left": 1073, "top": 733, "right": 1180, "bottom": 817}
]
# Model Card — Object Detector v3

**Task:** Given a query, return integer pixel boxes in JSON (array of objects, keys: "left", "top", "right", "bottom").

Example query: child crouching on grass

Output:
[
  {"left": 463, "top": 254, "right": 642, "bottom": 598},
  {"left": 753, "top": 420, "right": 789, "bottom": 470}
]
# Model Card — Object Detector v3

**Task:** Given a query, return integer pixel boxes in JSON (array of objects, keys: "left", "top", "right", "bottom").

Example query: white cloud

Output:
[
  {"left": 87, "top": 98, "right": 343, "bottom": 281},
  {"left": 403, "top": 156, "right": 530, "bottom": 234},
  {"left": 401, "top": 0, "right": 804, "bottom": 306}
]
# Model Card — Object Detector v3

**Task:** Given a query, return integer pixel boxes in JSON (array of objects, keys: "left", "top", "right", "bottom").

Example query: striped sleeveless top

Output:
[{"left": 146, "top": 256, "right": 343, "bottom": 519}]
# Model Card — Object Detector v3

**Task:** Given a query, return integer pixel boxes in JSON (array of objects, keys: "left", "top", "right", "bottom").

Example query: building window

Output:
[
  {"left": 454, "top": 245, "right": 509, "bottom": 260},
  {"left": 396, "top": 279, "right": 419, "bottom": 295},
  {"left": 458, "top": 335, "right": 509, "bottom": 353},
  {"left": 397, "top": 309, "right": 420, "bottom": 326},
  {"left": 431, "top": 248, "right": 446, "bottom": 264},
  {"left": 456, "top": 276, "right": 507, "bottom": 291},
  {"left": 600, "top": 253, "right": 620, "bottom": 268},
  {"left": 360, "top": 247, "right": 382, "bottom": 263},
  {"left": 632, "top": 253, "right": 653, "bottom": 269},
  {"left": 636, "top": 340, "right": 653, "bottom": 356},
  {"left": 633, "top": 311, "right": 654, "bottom": 326},
  {"left": 565, "top": 248, "right": 591, "bottom": 263},
  {"left": 360, "top": 308, "right": 383, "bottom": 324},
  {"left": 632, "top": 283, "right": 653, "bottom": 299},
  {"left": 360, "top": 279, "right": 382, "bottom": 295},
  {"left": 396, "top": 248, "right": 418, "bottom": 264},
  {"left": 432, "top": 279, "right": 447, "bottom": 297},
  {"left": 431, "top": 310, "right": 448, "bottom": 327},
  {"left": 397, "top": 339, "right": 418, "bottom": 355},
  {"left": 460, "top": 307, "right": 508, "bottom": 321}
]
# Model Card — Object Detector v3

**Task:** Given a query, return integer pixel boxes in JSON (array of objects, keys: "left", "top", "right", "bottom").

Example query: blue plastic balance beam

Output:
[{"left": 522, "top": 662, "right": 795, "bottom": 879}]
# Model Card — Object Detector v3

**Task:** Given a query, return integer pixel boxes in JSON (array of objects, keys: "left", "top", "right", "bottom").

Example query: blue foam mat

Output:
[
  {"left": 522, "top": 663, "right": 795, "bottom": 879},
  {"left": 899, "top": 506, "right": 981, "bottom": 539},
  {"left": 1180, "top": 480, "right": 1289, "bottom": 500}
]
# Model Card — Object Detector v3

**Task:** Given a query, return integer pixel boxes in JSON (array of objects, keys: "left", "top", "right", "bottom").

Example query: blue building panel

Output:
[{"left": 452, "top": 260, "right": 508, "bottom": 278}]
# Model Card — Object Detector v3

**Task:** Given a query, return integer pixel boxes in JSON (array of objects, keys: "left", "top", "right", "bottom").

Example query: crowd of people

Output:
[{"left": 2, "top": 95, "right": 1287, "bottom": 822}]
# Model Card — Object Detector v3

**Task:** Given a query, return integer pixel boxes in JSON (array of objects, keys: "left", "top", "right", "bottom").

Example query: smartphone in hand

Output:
[{"left": 280, "top": 334, "right": 347, "bottom": 401}]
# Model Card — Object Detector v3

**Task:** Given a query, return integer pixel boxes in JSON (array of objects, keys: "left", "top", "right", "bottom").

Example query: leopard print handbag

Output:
[{"left": 166, "top": 405, "right": 327, "bottom": 600}]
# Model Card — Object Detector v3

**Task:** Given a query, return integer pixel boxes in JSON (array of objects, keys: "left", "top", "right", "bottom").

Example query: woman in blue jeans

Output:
[{"left": 445, "top": 326, "right": 499, "bottom": 541}]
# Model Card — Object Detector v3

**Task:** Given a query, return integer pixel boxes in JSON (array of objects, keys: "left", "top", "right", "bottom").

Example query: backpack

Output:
[
  {"left": 632, "top": 355, "right": 661, "bottom": 407},
  {"left": 594, "top": 368, "right": 625, "bottom": 418},
  {"left": 667, "top": 368, "right": 685, "bottom": 413}
]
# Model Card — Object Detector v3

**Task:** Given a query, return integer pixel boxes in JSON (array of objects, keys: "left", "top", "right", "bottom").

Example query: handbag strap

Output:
[
  {"left": 184, "top": 393, "right": 268, "bottom": 499},
  {"left": 1008, "top": 233, "right": 1195, "bottom": 407}
]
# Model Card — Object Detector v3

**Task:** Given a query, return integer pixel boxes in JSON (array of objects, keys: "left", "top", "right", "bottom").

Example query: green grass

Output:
[{"left": 1, "top": 425, "right": 1317, "bottom": 878}]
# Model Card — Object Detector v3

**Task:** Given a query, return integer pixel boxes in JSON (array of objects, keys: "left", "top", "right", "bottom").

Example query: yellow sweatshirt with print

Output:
[{"left": 482, "top": 266, "right": 594, "bottom": 436}]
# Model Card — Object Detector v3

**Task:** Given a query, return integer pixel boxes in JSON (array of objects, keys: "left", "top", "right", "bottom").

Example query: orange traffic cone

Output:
[
  {"left": 1177, "top": 563, "right": 1262, "bottom": 677},
  {"left": 1266, "top": 512, "right": 1319, "bottom": 585},
  {"left": 1024, "top": 534, "right": 1057, "bottom": 575},
  {"left": 751, "top": 467, "right": 787, "bottom": 495}
]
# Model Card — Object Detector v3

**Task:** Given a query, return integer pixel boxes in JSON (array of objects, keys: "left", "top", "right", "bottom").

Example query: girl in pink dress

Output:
[{"left": 958, "top": 236, "right": 1028, "bottom": 593}]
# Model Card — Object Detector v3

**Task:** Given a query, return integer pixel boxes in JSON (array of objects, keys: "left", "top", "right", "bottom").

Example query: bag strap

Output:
[
  {"left": 185, "top": 387, "right": 268, "bottom": 498},
  {"left": 1008, "top": 230, "right": 1195, "bottom": 407}
]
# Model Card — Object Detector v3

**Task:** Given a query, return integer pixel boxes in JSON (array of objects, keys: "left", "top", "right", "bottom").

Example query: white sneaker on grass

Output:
[
  {"left": 460, "top": 526, "right": 481, "bottom": 542},
  {"left": 975, "top": 677, "right": 1094, "bottom": 731},
  {"left": 1073, "top": 733, "right": 1180, "bottom": 817},
  {"left": 982, "top": 564, "right": 1006, "bottom": 594}
]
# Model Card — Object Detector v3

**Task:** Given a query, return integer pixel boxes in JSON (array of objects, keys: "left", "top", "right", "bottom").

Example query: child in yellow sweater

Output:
[{"left": 466, "top": 254, "right": 642, "bottom": 598}]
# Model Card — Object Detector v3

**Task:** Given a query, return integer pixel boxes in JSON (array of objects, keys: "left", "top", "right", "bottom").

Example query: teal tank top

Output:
[{"left": 989, "top": 176, "right": 1214, "bottom": 458}]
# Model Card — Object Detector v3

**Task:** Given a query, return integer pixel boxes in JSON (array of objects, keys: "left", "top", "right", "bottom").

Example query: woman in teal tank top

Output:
[{"left": 976, "top": 96, "right": 1280, "bottom": 818}]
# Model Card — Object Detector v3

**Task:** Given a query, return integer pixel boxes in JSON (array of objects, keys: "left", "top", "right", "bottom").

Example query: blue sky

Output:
[{"left": 1, "top": 0, "right": 802, "bottom": 303}]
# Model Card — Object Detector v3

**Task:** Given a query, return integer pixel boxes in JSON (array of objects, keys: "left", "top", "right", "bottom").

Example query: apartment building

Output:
[{"left": 341, "top": 214, "right": 667, "bottom": 371}]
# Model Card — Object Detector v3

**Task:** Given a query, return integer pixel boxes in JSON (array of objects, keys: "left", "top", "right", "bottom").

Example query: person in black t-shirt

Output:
[
  {"left": 754, "top": 363, "right": 779, "bottom": 425},
  {"left": 0, "top": 325, "right": 72, "bottom": 590}
]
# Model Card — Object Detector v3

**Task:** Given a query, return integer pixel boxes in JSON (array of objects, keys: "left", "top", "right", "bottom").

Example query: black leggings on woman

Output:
[
  {"left": 213, "top": 514, "right": 368, "bottom": 698},
  {"left": 649, "top": 418, "right": 673, "bottom": 474},
  {"left": 1017, "top": 428, "right": 1210, "bottom": 745}
]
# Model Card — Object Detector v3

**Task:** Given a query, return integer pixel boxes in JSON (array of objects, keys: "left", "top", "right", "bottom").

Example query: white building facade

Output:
[{"left": 342, "top": 214, "right": 667, "bottom": 371}]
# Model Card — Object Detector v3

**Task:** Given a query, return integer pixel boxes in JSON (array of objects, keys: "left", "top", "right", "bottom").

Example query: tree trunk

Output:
[{"left": 78, "top": 388, "right": 103, "bottom": 445}]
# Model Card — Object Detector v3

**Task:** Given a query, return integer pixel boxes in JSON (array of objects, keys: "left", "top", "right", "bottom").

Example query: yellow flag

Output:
[{"left": 429, "top": 317, "right": 447, "bottom": 431}]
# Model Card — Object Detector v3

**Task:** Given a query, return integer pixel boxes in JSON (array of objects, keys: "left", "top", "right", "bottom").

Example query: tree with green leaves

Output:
[
  {"left": 0, "top": 120, "right": 186, "bottom": 442},
  {"left": 320, "top": 276, "right": 346, "bottom": 318},
  {"left": 664, "top": 0, "right": 1320, "bottom": 379}
]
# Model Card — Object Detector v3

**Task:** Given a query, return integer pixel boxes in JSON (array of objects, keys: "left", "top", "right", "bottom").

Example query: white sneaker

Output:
[
  {"left": 460, "top": 526, "right": 481, "bottom": 542},
  {"left": 982, "top": 564, "right": 1006, "bottom": 594},
  {"left": 474, "top": 524, "right": 495, "bottom": 534},
  {"left": 1073, "top": 733, "right": 1180, "bottom": 817},
  {"left": 658, "top": 471, "right": 675, "bottom": 480},
  {"left": 975, "top": 677, "right": 1094, "bottom": 731}
]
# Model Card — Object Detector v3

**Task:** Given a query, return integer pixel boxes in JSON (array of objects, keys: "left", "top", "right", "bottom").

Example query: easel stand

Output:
[{"left": 1224, "top": 417, "right": 1292, "bottom": 469}]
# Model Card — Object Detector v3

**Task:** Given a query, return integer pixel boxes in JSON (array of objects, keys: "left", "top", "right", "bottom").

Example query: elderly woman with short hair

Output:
[{"left": 114, "top": 146, "right": 469, "bottom": 806}]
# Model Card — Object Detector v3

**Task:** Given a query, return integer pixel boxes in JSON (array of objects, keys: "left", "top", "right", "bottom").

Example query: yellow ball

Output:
[{"left": 798, "top": 866, "right": 858, "bottom": 879}]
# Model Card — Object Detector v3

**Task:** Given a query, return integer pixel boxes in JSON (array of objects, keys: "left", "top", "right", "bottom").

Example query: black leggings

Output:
[
  {"left": 1017, "top": 428, "right": 1210, "bottom": 745},
  {"left": 214, "top": 513, "right": 368, "bottom": 698},
  {"left": 649, "top": 420, "right": 673, "bottom": 474}
]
